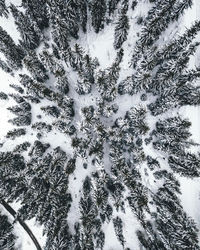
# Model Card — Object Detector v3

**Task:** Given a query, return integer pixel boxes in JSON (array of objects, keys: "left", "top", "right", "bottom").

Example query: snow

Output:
[
  {"left": 177, "top": 0, "right": 200, "bottom": 239},
  {"left": 0, "top": 202, "right": 46, "bottom": 250},
  {"left": 0, "top": 0, "right": 200, "bottom": 249}
]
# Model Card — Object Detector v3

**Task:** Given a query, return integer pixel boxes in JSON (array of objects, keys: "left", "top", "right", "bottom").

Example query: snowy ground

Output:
[
  {"left": 179, "top": 0, "right": 200, "bottom": 239},
  {"left": 0, "top": 0, "right": 200, "bottom": 249}
]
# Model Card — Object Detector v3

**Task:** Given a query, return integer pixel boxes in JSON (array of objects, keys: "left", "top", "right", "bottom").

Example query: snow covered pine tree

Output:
[{"left": 0, "top": 0, "right": 200, "bottom": 249}]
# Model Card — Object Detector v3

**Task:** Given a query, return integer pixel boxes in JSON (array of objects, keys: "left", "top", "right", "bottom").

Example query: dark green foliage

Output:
[
  {"left": 0, "top": 91, "right": 8, "bottom": 100},
  {"left": 50, "top": 10, "right": 70, "bottom": 51},
  {"left": 41, "top": 105, "right": 60, "bottom": 118},
  {"left": 13, "top": 141, "right": 31, "bottom": 153},
  {"left": 10, "top": 4, "right": 41, "bottom": 50},
  {"left": 79, "top": 0, "right": 88, "bottom": 32},
  {"left": 32, "top": 122, "right": 52, "bottom": 133},
  {"left": 96, "top": 63, "right": 120, "bottom": 102},
  {"left": 113, "top": 216, "right": 125, "bottom": 247},
  {"left": 9, "top": 84, "right": 24, "bottom": 94},
  {"left": 147, "top": 156, "right": 160, "bottom": 170},
  {"left": 76, "top": 78, "right": 92, "bottom": 95},
  {"left": 47, "top": 0, "right": 80, "bottom": 50},
  {"left": 152, "top": 177, "right": 199, "bottom": 249},
  {"left": 40, "top": 50, "right": 65, "bottom": 77},
  {"left": 8, "top": 113, "right": 31, "bottom": 126},
  {"left": 168, "top": 152, "right": 200, "bottom": 177},
  {"left": 9, "top": 93, "right": 24, "bottom": 104},
  {"left": 0, "top": 1, "right": 200, "bottom": 249},
  {"left": 138, "top": 171, "right": 199, "bottom": 250},
  {"left": 0, "top": 151, "right": 26, "bottom": 201},
  {"left": 139, "top": 0, "right": 192, "bottom": 48},
  {"left": 177, "top": 83, "right": 200, "bottom": 106},
  {"left": 7, "top": 101, "right": 31, "bottom": 115},
  {"left": 56, "top": 76, "right": 69, "bottom": 95},
  {"left": 0, "top": 59, "right": 12, "bottom": 73},
  {"left": 0, "top": 26, "right": 25, "bottom": 69},
  {"left": 0, "top": 212, "right": 17, "bottom": 250},
  {"left": 8, "top": 100, "right": 32, "bottom": 127},
  {"left": 28, "top": 140, "right": 50, "bottom": 157},
  {"left": 53, "top": 120, "right": 76, "bottom": 135},
  {"left": 18, "top": 147, "right": 72, "bottom": 249},
  {"left": 131, "top": 0, "right": 138, "bottom": 10},
  {"left": 95, "top": 230, "right": 105, "bottom": 250},
  {"left": 64, "top": 0, "right": 80, "bottom": 39},
  {"left": 90, "top": 0, "right": 107, "bottom": 33},
  {"left": 152, "top": 116, "right": 193, "bottom": 154},
  {"left": 97, "top": 100, "right": 118, "bottom": 117},
  {"left": 23, "top": 51, "right": 48, "bottom": 82},
  {"left": 114, "top": 11, "right": 129, "bottom": 49},
  {"left": 20, "top": 74, "right": 74, "bottom": 120},
  {"left": 21, "top": 0, "right": 49, "bottom": 30},
  {"left": 108, "top": 0, "right": 121, "bottom": 15},
  {"left": 0, "top": 0, "right": 8, "bottom": 18},
  {"left": 6, "top": 128, "right": 26, "bottom": 140},
  {"left": 125, "top": 106, "right": 149, "bottom": 136}
]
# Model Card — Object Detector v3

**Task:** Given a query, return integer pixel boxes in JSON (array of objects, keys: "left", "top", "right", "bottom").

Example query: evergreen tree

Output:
[
  {"left": 0, "top": 151, "right": 26, "bottom": 201},
  {"left": 10, "top": 4, "right": 41, "bottom": 50},
  {"left": 0, "top": 0, "right": 200, "bottom": 249},
  {"left": 0, "top": 0, "right": 8, "bottom": 18},
  {"left": 113, "top": 216, "right": 125, "bottom": 247},
  {"left": 0, "top": 58, "right": 12, "bottom": 73},
  {"left": 79, "top": 0, "right": 88, "bottom": 33},
  {"left": 90, "top": 0, "right": 107, "bottom": 33},
  {"left": 13, "top": 141, "right": 31, "bottom": 153},
  {"left": 18, "top": 146, "right": 73, "bottom": 250},
  {"left": 108, "top": 0, "right": 121, "bottom": 15},
  {"left": 168, "top": 152, "right": 200, "bottom": 177},
  {"left": 40, "top": 50, "right": 65, "bottom": 77},
  {"left": 6, "top": 128, "right": 26, "bottom": 140},
  {"left": 0, "top": 91, "right": 8, "bottom": 100},
  {"left": 0, "top": 212, "right": 17, "bottom": 250},
  {"left": 23, "top": 51, "right": 48, "bottom": 82},
  {"left": 114, "top": 10, "right": 129, "bottom": 49},
  {"left": 0, "top": 26, "right": 25, "bottom": 69},
  {"left": 56, "top": 76, "right": 69, "bottom": 94},
  {"left": 21, "top": 0, "right": 49, "bottom": 30},
  {"left": 41, "top": 105, "right": 61, "bottom": 118},
  {"left": 152, "top": 116, "right": 193, "bottom": 154}
]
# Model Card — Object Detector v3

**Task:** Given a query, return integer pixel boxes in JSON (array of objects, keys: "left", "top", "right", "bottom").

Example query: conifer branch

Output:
[{"left": 0, "top": 199, "right": 42, "bottom": 250}]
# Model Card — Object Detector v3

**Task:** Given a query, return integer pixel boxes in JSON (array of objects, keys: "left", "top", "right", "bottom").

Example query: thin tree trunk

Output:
[{"left": 1, "top": 199, "right": 42, "bottom": 250}]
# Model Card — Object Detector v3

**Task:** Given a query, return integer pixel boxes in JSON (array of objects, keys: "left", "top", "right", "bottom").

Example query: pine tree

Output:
[
  {"left": 90, "top": 0, "right": 107, "bottom": 33},
  {"left": 168, "top": 152, "right": 200, "bottom": 177},
  {"left": 113, "top": 216, "right": 125, "bottom": 247},
  {"left": 114, "top": 10, "right": 129, "bottom": 49},
  {"left": 152, "top": 116, "right": 193, "bottom": 154},
  {"left": 0, "top": 26, "right": 25, "bottom": 69},
  {"left": 0, "top": 91, "right": 8, "bottom": 100},
  {"left": 79, "top": 0, "right": 88, "bottom": 32},
  {"left": 23, "top": 51, "right": 48, "bottom": 82},
  {"left": 21, "top": 0, "right": 49, "bottom": 30},
  {"left": 0, "top": 58, "right": 12, "bottom": 73},
  {"left": 18, "top": 146, "right": 72, "bottom": 250},
  {"left": 0, "top": 151, "right": 26, "bottom": 201},
  {"left": 108, "top": 0, "right": 121, "bottom": 15},
  {"left": 10, "top": 4, "right": 41, "bottom": 50},
  {"left": 0, "top": 0, "right": 8, "bottom": 18},
  {"left": 0, "top": 212, "right": 17, "bottom": 250},
  {"left": 6, "top": 128, "right": 26, "bottom": 140},
  {"left": 40, "top": 50, "right": 65, "bottom": 77},
  {"left": 41, "top": 105, "right": 61, "bottom": 118}
]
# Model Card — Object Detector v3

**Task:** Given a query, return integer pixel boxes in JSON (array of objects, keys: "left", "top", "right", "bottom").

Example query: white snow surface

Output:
[{"left": 0, "top": 0, "right": 200, "bottom": 249}]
